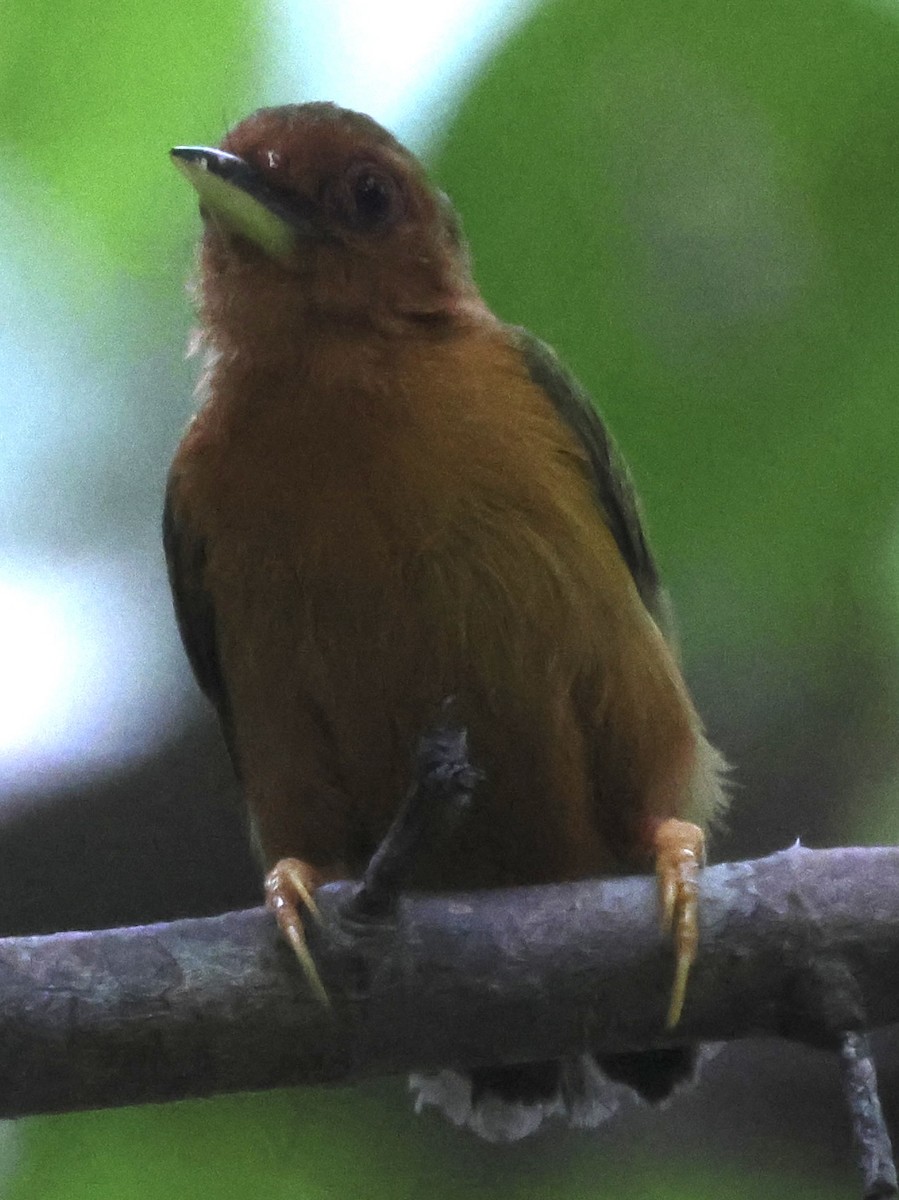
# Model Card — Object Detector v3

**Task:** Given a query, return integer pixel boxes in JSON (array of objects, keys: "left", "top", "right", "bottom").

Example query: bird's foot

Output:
[
  {"left": 652, "top": 818, "right": 705, "bottom": 1029},
  {"left": 265, "top": 857, "right": 330, "bottom": 1007}
]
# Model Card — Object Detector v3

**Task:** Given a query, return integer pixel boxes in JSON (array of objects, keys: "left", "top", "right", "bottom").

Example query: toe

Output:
[
  {"left": 651, "top": 820, "right": 705, "bottom": 1028},
  {"left": 264, "top": 858, "right": 330, "bottom": 1007}
]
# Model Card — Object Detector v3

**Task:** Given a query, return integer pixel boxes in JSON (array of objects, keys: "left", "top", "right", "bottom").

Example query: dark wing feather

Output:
[
  {"left": 513, "top": 331, "right": 694, "bottom": 1103},
  {"left": 512, "top": 327, "right": 667, "bottom": 628},
  {"left": 163, "top": 474, "right": 240, "bottom": 774}
]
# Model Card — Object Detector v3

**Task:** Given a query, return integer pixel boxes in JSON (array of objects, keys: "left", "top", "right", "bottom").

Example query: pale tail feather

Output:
[
  {"left": 409, "top": 1058, "right": 631, "bottom": 1143},
  {"left": 410, "top": 1044, "right": 721, "bottom": 1141}
]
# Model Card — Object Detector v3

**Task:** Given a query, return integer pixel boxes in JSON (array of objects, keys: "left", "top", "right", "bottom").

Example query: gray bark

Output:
[{"left": 0, "top": 844, "right": 897, "bottom": 1119}]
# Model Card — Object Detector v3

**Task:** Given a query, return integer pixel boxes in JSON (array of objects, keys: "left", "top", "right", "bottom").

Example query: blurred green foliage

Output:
[
  {"left": 435, "top": 0, "right": 899, "bottom": 663},
  {"left": 1, "top": 0, "right": 258, "bottom": 273},
  {"left": 4, "top": 0, "right": 899, "bottom": 1194},
  {"left": 6, "top": 1090, "right": 849, "bottom": 1200}
]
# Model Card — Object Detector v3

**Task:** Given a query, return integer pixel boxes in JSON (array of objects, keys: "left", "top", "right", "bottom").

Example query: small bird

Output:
[{"left": 166, "top": 102, "right": 727, "bottom": 1141}]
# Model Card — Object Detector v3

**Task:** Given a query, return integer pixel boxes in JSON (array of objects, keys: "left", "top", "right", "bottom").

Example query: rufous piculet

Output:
[{"left": 166, "top": 102, "right": 727, "bottom": 1141}]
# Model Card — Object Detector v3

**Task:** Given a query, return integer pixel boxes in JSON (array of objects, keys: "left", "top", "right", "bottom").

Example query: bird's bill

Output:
[{"left": 171, "top": 146, "right": 307, "bottom": 261}]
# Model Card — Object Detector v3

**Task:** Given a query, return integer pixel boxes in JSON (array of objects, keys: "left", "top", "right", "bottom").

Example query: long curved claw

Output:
[
  {"left": 652, "top": 819, "right": 705, "bottom": 1029},
  {"left": 265, "top": 857, "right": 330, "bottom": 1008}
]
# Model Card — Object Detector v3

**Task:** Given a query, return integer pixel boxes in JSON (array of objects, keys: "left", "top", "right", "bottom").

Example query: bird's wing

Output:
[
  {"left": 163, "top": 474, "right": 240, "bottom": 773},
  {"left": 512, "top": 327, "right": 668, "bottom": 629}
]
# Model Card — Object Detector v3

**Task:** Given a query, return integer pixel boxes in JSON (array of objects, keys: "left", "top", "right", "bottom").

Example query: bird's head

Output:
[{"left": 172, "top": 103, "right": 483, "bottom": 351}]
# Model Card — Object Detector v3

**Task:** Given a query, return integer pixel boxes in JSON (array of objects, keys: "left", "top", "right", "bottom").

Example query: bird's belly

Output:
[{"left": 215, "top": 507, "right": 695, "bottom": 890}]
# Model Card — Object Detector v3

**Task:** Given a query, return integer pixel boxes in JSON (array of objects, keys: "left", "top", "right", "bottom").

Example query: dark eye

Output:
[{"left": 344, "top": 166, "right": 403, "bottom": 230}]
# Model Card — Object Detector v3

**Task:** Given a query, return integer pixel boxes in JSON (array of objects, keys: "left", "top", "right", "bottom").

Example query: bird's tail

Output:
[
  {"left": 410, "top": 1058, "right": 619, "bottom": 1141},
  {"left": 410, "top": 1050, "right": 697, "bottom": 1142}
]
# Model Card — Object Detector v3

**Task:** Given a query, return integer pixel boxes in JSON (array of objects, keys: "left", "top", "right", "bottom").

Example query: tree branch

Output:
[
  {"left": 840, "top": 1031, "right": 899, "bottom": 1199},
  {"left": 2, "top": 844, "right": 899, "bottom": 1122}
]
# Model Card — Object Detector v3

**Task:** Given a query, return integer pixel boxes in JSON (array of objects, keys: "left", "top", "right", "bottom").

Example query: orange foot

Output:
[
  {"left": 652, "top": 819, "right": 706, "bottom": 1029},
  {"left": 265, "top": 858, "right": 330, "bottom": 1007}
]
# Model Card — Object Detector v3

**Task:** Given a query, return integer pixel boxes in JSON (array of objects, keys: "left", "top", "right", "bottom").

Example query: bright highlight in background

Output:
[
  {"left": 0, "top": 575, "right": 77, "bottom": 759},
  {"left": 271, "top": 0, "right": 537, "bottom": 147},
  {"left": 0, "top": 560, "right": 186, "bottom": 789}
]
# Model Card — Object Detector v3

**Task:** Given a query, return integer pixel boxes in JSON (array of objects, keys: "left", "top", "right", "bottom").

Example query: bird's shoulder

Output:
[{"left": 502, "top": 325, "right": 665, "bottom": 625}]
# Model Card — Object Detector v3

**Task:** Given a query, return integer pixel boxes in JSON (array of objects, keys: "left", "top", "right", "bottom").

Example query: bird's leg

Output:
[
  {"left": 264, "top": 858, "right": 330, "bottom": 1007},
  {"left": 651, "top": 818, "right": 706, "bottom": 1029}
]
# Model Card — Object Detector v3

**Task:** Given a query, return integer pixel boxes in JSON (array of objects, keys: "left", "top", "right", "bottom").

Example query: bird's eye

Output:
[{"left": 342, "top": 166, "right": 404, "bottom": 231}]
